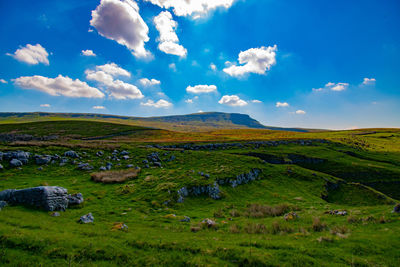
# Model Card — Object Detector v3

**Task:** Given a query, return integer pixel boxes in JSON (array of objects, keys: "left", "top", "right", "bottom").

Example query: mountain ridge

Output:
[{"left": 0, "top": 111, "right": 311, "bottom": 132}]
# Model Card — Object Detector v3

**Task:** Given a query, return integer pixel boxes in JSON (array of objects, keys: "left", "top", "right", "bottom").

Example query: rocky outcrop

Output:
[
  {"left": 177, "top": 182, "right": 220, "bottom": 203},
  {"left": 151, "top": 139, "right": 329, "bottom": 151},
  {"left": 217, "top": 168, "right": 261, "bottom": 188},
  {"left": 0, "top": 186, "right": 84, "bottom": 211},
  {"left": 0, "top": 133, "right": 58, "bottom": 142},
  {"left": 0, "top": 186, "right": 69, "bottom": 211},
  {"left": 177, "top": 169, "right": 261, "bottom": 203}
]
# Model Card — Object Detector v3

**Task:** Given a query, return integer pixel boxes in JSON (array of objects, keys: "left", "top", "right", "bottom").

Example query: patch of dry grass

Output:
[
  {"left": 91, "top": 168, "right": 141, "bottom": 183},
  {"left": 244, "top": 203, "right": 290, "bottom": 218}
]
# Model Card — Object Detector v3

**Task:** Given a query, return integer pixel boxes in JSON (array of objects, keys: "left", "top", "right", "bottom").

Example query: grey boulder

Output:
[
  {"left": 36, "top": 155, "right": 52, "bottom": 165},
  {"left": 0, "top": 186, "right": 69, "bottom": 211},
  {"left": 10, "top": 159, "right": 23, "bottom": 167},
  {"left": 68, "top": 193, "right": 84, "bottom": 205},
  {"left": 0, "top": 201, "right": 7, "bottom": 210},
  {"left": 78, "top": 213, "right": 94, "bottom": 224}
]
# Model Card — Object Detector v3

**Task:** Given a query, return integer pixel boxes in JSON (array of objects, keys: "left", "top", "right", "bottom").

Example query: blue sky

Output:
[{"left": 0, "top": 0, "right": 399, "bottom": 129}]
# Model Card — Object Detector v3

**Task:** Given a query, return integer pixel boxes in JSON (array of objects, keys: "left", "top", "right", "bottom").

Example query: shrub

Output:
[
  {"left": 269, "top": 221, "right": 294, "bottom": 235},
  {"left": 244, "top": 223, "right": 267, "bottom": 234},
  {"left": 244, "top": 203, "right": 290, "bottom": 218},
  {"left": 312, "top": 217, "right": 327, "bottom": 232},
  {"left": 91, "top": 168, "right": 141, "bottom": 183},
  {"left": 330, "top": 225, "right": 349, "bottom": 235},
  {"left": 214, "top": 209, "right": 225, "bottom": 218},
  {"left": 229, "top": 209, "right": 241, "bottom": 217},
  {"left": 317, "top": 236, "right": 334, "bottom": 243},
  {"left": 347, "top": 215, "right": 361, "bottom": 224},
  {"left": 229, "top": 224, "right": 241, "bottom": 234}
]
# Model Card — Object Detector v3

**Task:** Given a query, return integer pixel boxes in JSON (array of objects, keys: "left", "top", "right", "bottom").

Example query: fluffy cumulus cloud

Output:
[
  {"left": 144, "top": 0, "right": 235, "bottom": 19},
  {"left": 141, "top": 99, "right": 172, "bottom": 108},
  {"left": 40, "top": 104, "right": 51, "bottom": 108},
  {"left": 7, "top": 44, "right": 49, "bottom": 65},
  {"left": 186, "top": 84, "right": 217, "bottom": 94},
  {"left": 210, "top": 63, "right": 217, "bottom": 71},
  {"left": 90, "top": 0, "right": 151, "bottom": 58},
  {"left": 313, "top": 82, "right": 349, "bottom": 92},
  {"left": 295, "top": 110, "right": 306, "bottom": 115},
  {"left": 276, "top": 102, "right": 289, "bottom": 107},
  {"left": 93, "top": 105, "right": 106, "bottom": 109},
  {"left": 0, "top": 79, "right": 7, "bottom": 84},
  {"left": 251, "top": 100, "right": 262, "bottom": 103},
  {"left": 85, "top": 63, "right": 143, "bottom": 100},
  {"left": 362, "top": 78, "right": 376, "bottom": 86},
  {"left": 218, "top": 95, "right": 248, "bottom": 107},
  {"left": 154, "top": 11, "right": 187, "bottom": 57},
  {"left": 81, "top": 49, "right": 96, "bottom": 56},
  {"left": 223, "top": 45, "right": 277, "bottom": 77},
  {"left": 139, "top": 78, "right": 161, "bottom": 87},
  {"left": 13, "top": 75, "right": 104, "bottom": 98}
]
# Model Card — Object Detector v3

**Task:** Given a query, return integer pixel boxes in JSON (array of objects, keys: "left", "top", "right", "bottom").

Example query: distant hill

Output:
[{"left": 0, "top": 112, "right": 311, "bottom": 132}]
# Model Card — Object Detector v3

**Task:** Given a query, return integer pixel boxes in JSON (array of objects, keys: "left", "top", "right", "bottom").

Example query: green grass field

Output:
[{"left": 0, "top": 120, "right": 399, "bottom": 266}]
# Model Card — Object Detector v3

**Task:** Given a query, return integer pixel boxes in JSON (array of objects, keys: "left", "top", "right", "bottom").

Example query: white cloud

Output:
[
  {"left": 144, "top": 0, "right": 235, "bottom": 19},
  {"left": 186, "top": 84, "right": 217, "bottom": 94},
  {"left": 185, "top": 99, "right": 193, "bottom": 104},
  {"left": 223, "top": 45, "right": 277, "bottom": 77},
  {"left": 362, "top": 78, "right": 376, "bottom": 86},
  {"left": 90, "top": 0, "right": 151, "bottom": 58},
  {"left": 154, "top": 11, "right": 187, "bottom": 57},
  {"left": 81, "top": 49, "right": 96, "bottom": 56},
  {"left": 85, "top": 64, "right": 143, "bottom": 100},
  {"left": 7, "top": 44, "right": 49, "bottom": 65},
  {"left": 139, "top": 78, "right": 161, "bottom": 87},
  {"left": 96, "top": 63, "right": 131, "bottom": 77},
  {"left": 276, "top": 101, "right": 289, "bottom": 107},
  {"left": 0, "top": 79, "right": 7, "bottom": 84},
  {"left": 252, "top": 100, "right": 262, "bottom": 103},
  {"left": 295, "top": 110, "right": 306, "bottom": 115},
  {"left": 218, "top": 95, "right": 248, "bottom": 107},
  {"left": 40, "top": 104, "right": 51, "bottom": 108},
  {"left": 169, "top": 63, "right": 177, "bottom": 71},
  {"left": 313, "top": 82, "right": 349, "bottom": 92},
  {"left": 93, "top": 105, "right": 106, "bottom": 109},
  {"left": 210, "top": 63, "right": 217, "bottom": 71},
  {"left": 13, "top": 75, "right": 104, "bottom": 98},
  {"left": 141, "top": 99, "right": 172, "bottom": 108}
]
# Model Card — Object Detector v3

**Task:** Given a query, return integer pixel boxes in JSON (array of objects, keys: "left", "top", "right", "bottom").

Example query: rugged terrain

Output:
[{"left": 0, "top": 117, "right": 399, "bottom": 266}]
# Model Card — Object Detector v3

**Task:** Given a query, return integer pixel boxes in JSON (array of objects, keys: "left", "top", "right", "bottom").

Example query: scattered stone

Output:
[
  {"left": 106, "top": 162, "right": 113, "bottom": 170},
  {"left": 37, "top": 167, "right": 43, "bottom": 171},
  {"left": 120, "top": 151, "right": 129, "bottom": 156},
  {"left": 51, "top": 212, "right": 60, "bottom": 217},
  {"left": 0, "top": 186, "right": 68, "bottom": 211},
  {"left": 78, "top": 213, "right": 94, "bottom": 224},
  {"left": 153, "top": 162, "right": 162, "bottom": 168},
  {"left": 112, "top": 222, "right": 128, "bottom": 231},
  {"left": 64, "top": 151, "right": 79, "bottom": 158},
  {"left": 67, "top": 193, "right": 84, "bottom": 205},
  {"left": 393, "top": 204, "right": 400, "bottom": 213},
  {"left": 96, "top": 151, "right": 104, "bottom": 157},
  {"left": 0, "top": 164, "right": 3, "bottom": 171},
  {"left": 144, "top": 164, "right": 149, "bottom": 168},
  {"left": 201, "top": 218, "right": 217, "bottom": 228},
  {"left": 142, "top": 159, "right": 149, "bottom": 164},
  {"left": 10, "top": 159, "right": 23, "bottom": 167},
  {"left": 60, "top": 158, "right": 69, "bottom": 164},
  {"left": 35, "top": 155, "right": 52, "bottom": 165},
  {"left": 77, "top": 163, "right": 94, "bottom": 171},
  {"left": 122, "top": 155, "right": 130, "bottom": 160},
  {"left": 325, "top": 210, "right": 348, "bottom": 216},
  {"left": 126, "top": 164, "right": 134, "bottom": 168},
  {"left": 284, "top": 212, "right": 299, "bottom": 221},
  {"left": 180, "top": 216, "right": 191, "bottom": 222},
  {"left": 0, "top": 201, "right": 7, "bottom": 210},
  {"left": 99, "top": 166, "right": 107, "bottom": 171}
]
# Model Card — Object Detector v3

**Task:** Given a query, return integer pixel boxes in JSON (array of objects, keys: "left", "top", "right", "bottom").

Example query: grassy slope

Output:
[{"left": 0, "top": 122, "right": 399, "bottom": 266}]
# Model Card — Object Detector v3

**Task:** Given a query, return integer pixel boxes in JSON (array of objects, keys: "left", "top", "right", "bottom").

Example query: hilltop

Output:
[{"left": 0, "top": 112, "right": 311, "bottom": 132}]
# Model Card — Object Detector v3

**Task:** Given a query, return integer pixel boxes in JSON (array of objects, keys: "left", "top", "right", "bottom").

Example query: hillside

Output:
[{"left": 0, "top": 112, "right": 310, "bottom": 132}]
